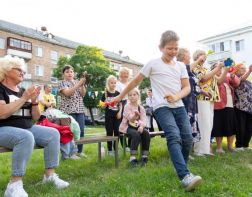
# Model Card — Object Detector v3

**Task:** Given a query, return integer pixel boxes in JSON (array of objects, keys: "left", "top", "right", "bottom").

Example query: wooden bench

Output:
[
  {"left": 0, "top": 135, "right": 119, "bottom": 168},
  {"left": 75, "top": 136, "right": 119, "bottom": 168},
  {"left": 121, "top": 131, "right": 165, "bottom": 157}
]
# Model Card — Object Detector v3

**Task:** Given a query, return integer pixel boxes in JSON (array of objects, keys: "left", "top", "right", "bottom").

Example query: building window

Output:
[
  {"left": 215, "top": 43, "right": 220, "bottom": 53},
  {"left": 110, "top": 62, "right": 122, "bottom": 71},
  {"left": 7, "top": 37, "right": 32, "bottom": 52},
  {"left": 35, "top": 65, "right": 44, "bottom": 76},
  {"left": 224, "top": 40, "right": 231, "bottom": 51},
  {"left": 0, "top": 37, "right": 5, "bottom": 49},
  {"left": 220, "top": 42, "right": 224, "bottom": 52},
  {"left": 35, "top": 47, "right": 43, "bottom": 57},
  {"left": 51, "top": 50, "right": 58, "bottom": 64},
  {"left": 235, "top": 40, "right": 244, "bottom": 52},
  {"left": 210, "top": 44, "right": 215, "bottom": 52}
]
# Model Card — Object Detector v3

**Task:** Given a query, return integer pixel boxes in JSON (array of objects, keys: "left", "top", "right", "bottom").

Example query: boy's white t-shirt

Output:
[
  {"left": 141, "top": 58, "right": 189, "bottom": 110},
  {"left": 116, "top": 81, "right": 128, "bottom": 100}
]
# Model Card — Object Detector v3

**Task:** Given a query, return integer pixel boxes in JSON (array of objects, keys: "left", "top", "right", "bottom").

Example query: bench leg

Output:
[
  {"left": 98, "top": 142, "right": 101, "bottom": 161},
  {"left": 114, "top": 139, "right": 119, "bottom": 168},
  {"left": 123, "top": 135, "right": 126, "bottom": 157}
]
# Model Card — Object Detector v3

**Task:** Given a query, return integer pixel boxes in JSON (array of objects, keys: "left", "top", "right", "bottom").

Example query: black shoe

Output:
[
  {"left": 140, "top": 157, "right": 148, "bottom": 166},
  {"left": 129, "top": 159, "right": 138, "bottom": 167}
]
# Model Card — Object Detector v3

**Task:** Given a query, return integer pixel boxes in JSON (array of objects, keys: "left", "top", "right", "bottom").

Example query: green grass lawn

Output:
[{"left": 1, "top": 126, "right": 252, "bottom": 196}]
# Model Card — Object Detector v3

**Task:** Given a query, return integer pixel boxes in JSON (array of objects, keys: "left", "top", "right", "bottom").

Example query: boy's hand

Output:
[
  {"left": 164, "top": 94, "right": 179, "bottom": 103},
  {"left": 112, "top": 95, "right": 122, "bottom": 105}
]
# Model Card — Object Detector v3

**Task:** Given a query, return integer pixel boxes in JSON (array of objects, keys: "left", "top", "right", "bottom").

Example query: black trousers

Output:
[
  {"left": 127, "top": 126, "right": 150, "bottom": 156},
  {"left": 235, "top": 108, "right": 252, "bottom": 148},
  {"left": 105, "top": 114, "right": 120, "bottom": 151}
]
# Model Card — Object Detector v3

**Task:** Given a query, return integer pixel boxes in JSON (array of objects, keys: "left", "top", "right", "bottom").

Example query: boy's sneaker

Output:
[
  {"left": 4, "top": 180, "right": 28, "bottom": 197},
  {"left": 42, "top": 173, "right": 69, "bottom": 189},
  {"left": 129, "top": 159, "right": 138, "bottom": 167},
  {"left": 140, "top": 157, "right": 148, "bottom": 167},
  {"left": 181, "top": 173, "right": 202, "bottom": 192},
  {"left": 70, "top": 154, "right": 81, "bottom": 160}
]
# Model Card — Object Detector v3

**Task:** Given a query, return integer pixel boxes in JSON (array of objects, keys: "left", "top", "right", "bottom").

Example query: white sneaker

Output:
[
  {"left": 70, "top": 154, "right": 81, "bottom": 160},
  {"left": 76, "top": 152, "right": 88, "bottom": 158},
  {"left": 181, "top": 173, "right": 202, "bottom": 191},
  {"left": 42, "top": 173, "right": 69, "bottom": 189},
  {"left": 235, "top": 147, "right": 244, "bottom": 152},
  {"left": 4, "top": 180, "right": 28, "bottom": 197}
]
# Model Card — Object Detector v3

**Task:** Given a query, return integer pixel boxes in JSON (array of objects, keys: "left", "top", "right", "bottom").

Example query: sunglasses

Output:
[{"left": 12, "top": 67, "right": 26, "bottom": 75}]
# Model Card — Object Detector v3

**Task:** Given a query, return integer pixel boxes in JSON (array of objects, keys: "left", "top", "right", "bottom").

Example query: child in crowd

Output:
[
  {"left": 101, "top": 75, "right": 122, "bottom": 155},
  {"left": 114, "top": 30, "right": 202, "bottom": 191},
  {"left": 234, "top": 64, "right": 252, "bottom": 150},
  {"left": 212, "top": 64, "right": 240, "bottom": 153},
  {"left": 119, "top": 89, "right": 150, "bottom": 166},
  {"left": 116, "top": 67, "right": 131, "bottom": 150}
]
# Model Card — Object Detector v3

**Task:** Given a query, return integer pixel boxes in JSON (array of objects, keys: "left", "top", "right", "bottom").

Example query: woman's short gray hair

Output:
[
  {"left": 160, "top": 30, "right": 179, "bottom": 48},
  {"left": 177, "top": 48, "right": 189, "bottom": 62},
  {"left": 0, "top": 55, "right": 26, "bottom": 82},
  {"left": 193, "top": 50, "right": 206, "bottom": 61}
]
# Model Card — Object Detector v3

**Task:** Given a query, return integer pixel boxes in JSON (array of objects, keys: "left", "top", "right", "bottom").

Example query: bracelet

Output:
[{"left": 31, "top": 102, "right": 39, "bottom": 106}]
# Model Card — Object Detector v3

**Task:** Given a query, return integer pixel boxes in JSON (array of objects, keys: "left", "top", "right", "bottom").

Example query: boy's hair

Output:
[
  {"left": 106, "top": 75, "right": 117, "bottom": 91},
  {"left": 177, "top": 48, "right": 189, "bottom": 62},
  {"left": 62, "top": 65, "right": 74, "bottom": 74},
  {"left": 118, "top": 67, "right": 130, "bottom": 77},
  {"left": 160, "top": 30, "right": 179, "bottom": 48},
  {"left": 128, "top": 88, "right": 141, "bottom": 104},
  {"left": 193, "top": 50, "right": 206, "bottom": 61}
]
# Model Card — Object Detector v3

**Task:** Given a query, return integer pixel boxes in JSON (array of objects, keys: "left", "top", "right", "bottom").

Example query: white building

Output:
[{"left": 198, "top": 25, "right": 252, "bottom": 66}]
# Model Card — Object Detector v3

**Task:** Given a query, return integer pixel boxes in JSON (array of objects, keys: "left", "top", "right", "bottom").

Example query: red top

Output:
[{"left": 214, "top": 73, "right": 240, "bottom": 110}]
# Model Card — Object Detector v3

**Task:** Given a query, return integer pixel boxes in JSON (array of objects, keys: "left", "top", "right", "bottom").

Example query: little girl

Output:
[
  {"left": 101, "top": 75, "right": 122, "bottom": 155},
  {"left": 119, "top": 88, "right": 150, "bottom": 166}
]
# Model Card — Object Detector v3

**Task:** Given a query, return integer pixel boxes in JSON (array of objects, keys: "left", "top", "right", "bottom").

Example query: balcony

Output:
[
  {"left": 7, "top": 49, "right": 32, "bottom": 60},
  {"left": 207, "top": 51, "right": 232, "bottom": 64}
]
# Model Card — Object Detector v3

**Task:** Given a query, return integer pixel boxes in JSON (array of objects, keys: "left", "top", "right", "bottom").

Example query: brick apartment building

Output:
[{"left": 0, "top": 19, "right": 143, "bottom": 90}]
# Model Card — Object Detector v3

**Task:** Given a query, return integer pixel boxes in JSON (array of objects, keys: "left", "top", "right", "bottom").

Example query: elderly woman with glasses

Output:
[{"left": 0, "top": 56, "right": 69, "bottom": 197}]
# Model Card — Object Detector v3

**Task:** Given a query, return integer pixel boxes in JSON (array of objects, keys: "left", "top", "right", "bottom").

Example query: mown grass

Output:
[{"left": 0, "top": 126, "right": 252, "bottom": 197}]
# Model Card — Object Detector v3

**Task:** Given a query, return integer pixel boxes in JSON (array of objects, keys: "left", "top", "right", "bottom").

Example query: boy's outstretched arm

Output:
[{"left": 113, "top": 73, "right": 145, "bottom": 103}]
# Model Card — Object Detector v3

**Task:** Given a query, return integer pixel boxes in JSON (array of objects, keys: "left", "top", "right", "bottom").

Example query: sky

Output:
[{"left": 1, "top": 0, "right": 252, "bottom": 64}]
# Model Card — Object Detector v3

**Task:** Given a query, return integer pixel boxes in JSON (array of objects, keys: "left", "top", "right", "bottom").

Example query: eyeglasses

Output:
[{"left": 12, "top": 68, "right": 26, "bottom": 75}]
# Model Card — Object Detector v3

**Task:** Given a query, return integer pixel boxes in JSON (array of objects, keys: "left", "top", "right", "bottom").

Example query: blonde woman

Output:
[
  {"left": 119, "top": 89, "right": 150, "bottom": 166},
  {"left": 100, "top": 75, "right": 122, "bottom": 155},
  {"left": 116, "top": 67, "right": 131, "bottom": 149},
  {"left": 0, "top": 56, "right": 69, "bottom": 197},
  {"left": 192, "top": 50, "right": 226, "bottom": 156}
]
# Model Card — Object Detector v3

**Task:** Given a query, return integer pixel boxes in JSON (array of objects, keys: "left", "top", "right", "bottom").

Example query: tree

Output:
[
  {"left": 139, "top": 77, "right": 151, "bottom": 103},
  {"left": 53, "top": 45, "right": 115, "bottom": 124}
]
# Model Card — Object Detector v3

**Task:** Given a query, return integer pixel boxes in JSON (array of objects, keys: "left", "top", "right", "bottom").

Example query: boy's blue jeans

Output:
[
  {"left": 0, "top": 125, "right": 60, "bottom": 177},
  {"left": 153, "top": 106, "right": 193, "bottom": 179}
]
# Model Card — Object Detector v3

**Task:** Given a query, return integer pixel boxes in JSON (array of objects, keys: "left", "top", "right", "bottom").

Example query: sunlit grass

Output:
[{"left": 0, "top": 126, "right": 252, "bottom": 196}]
